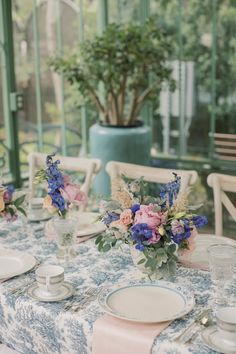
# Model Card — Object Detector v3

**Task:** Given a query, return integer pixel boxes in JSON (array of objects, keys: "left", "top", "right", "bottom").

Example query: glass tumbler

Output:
[{"left": 207, "top": 244, "right": 236, "bottom": 306}]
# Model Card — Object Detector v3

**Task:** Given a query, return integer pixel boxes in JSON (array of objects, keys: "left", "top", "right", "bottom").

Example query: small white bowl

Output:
[{"left": 216, "top": 307, "right": 236, "bottom": 344}]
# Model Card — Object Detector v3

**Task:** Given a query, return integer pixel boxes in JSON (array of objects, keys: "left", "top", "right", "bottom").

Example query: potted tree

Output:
[{"left": 51, "top": 18, "right": 175, "bottom": 195}]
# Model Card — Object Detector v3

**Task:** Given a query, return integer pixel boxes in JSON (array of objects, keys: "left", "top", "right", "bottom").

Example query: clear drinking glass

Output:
[
  {"left": 53, "top": 217, "right": 77, "bottom": 262},
  {"left": 207, "top": 244, "right": 236, "bottom": 306}
]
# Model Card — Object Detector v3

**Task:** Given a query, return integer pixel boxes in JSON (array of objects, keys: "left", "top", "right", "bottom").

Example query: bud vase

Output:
[{"left": 53, "top": 217, "right": 77, "bottom": 261}]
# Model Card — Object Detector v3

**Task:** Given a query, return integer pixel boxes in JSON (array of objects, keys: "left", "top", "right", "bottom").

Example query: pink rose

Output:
[
  {"left": 63, "top": 174, "right": 71, "bottom": 186},
  {"left": 134, "top": 204, "right": 167, "bottom": 230},
  {"left": 110, "top": 219, "right": 128, "bottom": 237},
  {"left": 60, "top": 183, "right": 87, "bottom": 205},
  {"left": 147, "top": 231, "right": 161, "bottom": 245},
  {"left": 119, "top": 209, "right": 133, "bottom": 226}
]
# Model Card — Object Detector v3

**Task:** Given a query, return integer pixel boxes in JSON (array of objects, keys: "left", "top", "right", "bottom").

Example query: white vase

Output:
[
  {"left": 130, "top": 246, "right": 164, "bottom": 280},
  {"left": 53, "top": 217, "right": 77, "bottom": 261}
]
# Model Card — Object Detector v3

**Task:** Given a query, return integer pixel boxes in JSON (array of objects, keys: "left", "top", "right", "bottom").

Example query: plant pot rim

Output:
[{"left": 98, "top": 120, "right": 143, "bottom": 128}]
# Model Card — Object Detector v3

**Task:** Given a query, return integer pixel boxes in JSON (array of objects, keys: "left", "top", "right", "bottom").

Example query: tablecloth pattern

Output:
[{"left": 0, "top": 221, "right": 235, "bottom": 354}]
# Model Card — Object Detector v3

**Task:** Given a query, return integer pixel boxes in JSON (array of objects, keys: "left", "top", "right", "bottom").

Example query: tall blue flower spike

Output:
[
  {"left": 159, "top": 173, "right": 181, "bottom": 208},
  {"left": 45, "top": 154, "right": 66, "bottom": 214}
]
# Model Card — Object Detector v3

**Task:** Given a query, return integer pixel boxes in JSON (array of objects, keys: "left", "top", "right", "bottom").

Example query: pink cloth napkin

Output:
[
  {"left": 92, "top": 314, "right": 171, "bottom": 354},
  {"left": 178, "top": 259, "right": 208, "bottom": 271}
]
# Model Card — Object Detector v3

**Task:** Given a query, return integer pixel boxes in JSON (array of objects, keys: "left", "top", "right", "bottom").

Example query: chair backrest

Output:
[
  {"left": 207, "top": 173, "right": 236, "bottom": 236},
  {"left": 28, "top": 152, "right": 101, "bottom": 204},
  {"left": 211, "top": 133, "right": 236, "bottom": 161},
  {"left": 106, "top": 161, "right": 198, "bottom": 193}
]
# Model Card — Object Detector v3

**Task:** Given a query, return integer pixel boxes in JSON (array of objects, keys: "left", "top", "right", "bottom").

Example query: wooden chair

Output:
[
  {"left": 106, "top": 161, "right": 198, "bottom": 193},
  {"left": 210, "top": 133, "right": 236, "bottom": 161},
  {"left": 207, "top": 173, "right": 236, "bottom": 236},
  {"left": 28, "top": 152, "right": 101, "bottom": 208}
]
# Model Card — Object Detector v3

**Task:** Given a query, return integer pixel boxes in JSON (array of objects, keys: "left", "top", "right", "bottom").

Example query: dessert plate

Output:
[
  {"left": 178, "top": 234, "right": 236, "bottom": 270},
  {"left": 75, "top": 212, "right": 105, "bottom": 237},
  {"left": 0, "top": 249, "right": 36, "bottom": 279},
  {"left": 99, "top": 282, "right": 194, "bottom": 323},
  {"left": 27, "top": 281, "right": 74, "bottom": 302},
  {"left": 45, "top": 212, "right": 105, "bottom": 239},
  {"left": 201, "top": 325, "right": 236, "bottom": 354},
  {"left": 27, "top": 209, "right": 52, "bottom": 222}
]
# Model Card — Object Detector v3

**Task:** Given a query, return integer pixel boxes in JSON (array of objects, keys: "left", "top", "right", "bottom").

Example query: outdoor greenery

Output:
[{"left": 50, "top": 18, "right": 175, "bottom": 126}]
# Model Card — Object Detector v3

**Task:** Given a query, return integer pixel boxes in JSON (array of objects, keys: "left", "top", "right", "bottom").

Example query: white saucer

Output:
[
  {"left": 27, "top": 282, "right": 74, "bottom": 302},
  {"left": 27, "top": 209, "right": 52, "bottom": 222},
  {"left": 201, "top": 325, "right": 236, "bottom": 354}
]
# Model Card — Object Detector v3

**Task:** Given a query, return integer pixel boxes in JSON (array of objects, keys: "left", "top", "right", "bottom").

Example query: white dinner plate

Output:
[
  {"left": 178, "top": 234, "right": 236, "bottom": 270},
  {"left": 0, "top": 249, "right": 36, "bottom": 279},
  {"left": 75, "top": 212, "right": 106, "bottom": 237},
  {"left": 27, "top": 281, "right": 74, "bottom": 302},
  {"left": 99, "top": 282, "right": 194, "bottom": 323},
  {"left": 202, "top": 325, "right": 236, "bottom": 354}
]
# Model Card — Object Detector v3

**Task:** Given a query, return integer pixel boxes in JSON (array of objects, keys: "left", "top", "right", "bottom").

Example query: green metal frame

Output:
[{"left": 0, "top": 0, "right": 21, "bottom": 186}]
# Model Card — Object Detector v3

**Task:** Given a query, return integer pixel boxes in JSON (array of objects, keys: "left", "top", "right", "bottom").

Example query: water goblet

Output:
[{"left": 207, "top": 244, "right": 236, "bottom": 306}]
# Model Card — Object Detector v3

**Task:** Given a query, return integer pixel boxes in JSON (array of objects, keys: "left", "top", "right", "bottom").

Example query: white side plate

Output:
[
  {"left": 202, "top": 325, "right": 236, "bottom": 354},
  {"left": 178, "top": 234, "right": 236, "bottom": 270},
  {"left": 0, "top": 249, "right": 36, "bottom": 279},
  {"left": 75, "top": 212, "right": 106, "bottom": 237},
  {"left": 27, "top": 281, "right": 74, "bottom": 302},
  {"left": 99, "top": 282, "right": 194, "bottom": 323}
]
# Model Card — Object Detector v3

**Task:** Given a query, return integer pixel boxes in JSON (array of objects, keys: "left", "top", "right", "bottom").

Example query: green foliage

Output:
[{"left": 50, "top": 17, "right": 175, "bottom": 126}]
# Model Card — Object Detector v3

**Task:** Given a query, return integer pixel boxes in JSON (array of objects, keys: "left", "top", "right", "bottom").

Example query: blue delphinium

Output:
[
  {"left": 170, "top": 218, "right": 192, "bottom": 244},
  {"left": 192, "top": 215, "right": 208, "bottom": 228},
  {"left": 159, "top": 173, "right": 181, "bottom": 208},
  {"left": 131, "top": 223, "right": 153, "bottom": 251},
  {"left": 130, "top": 204, "right": 140, "bottom": 213},
  {"left": 46, "top": 155, "right": 66, "bottom": 214},
  {"left": 103, "top": 212, "right": 120, "bottom": 225}
]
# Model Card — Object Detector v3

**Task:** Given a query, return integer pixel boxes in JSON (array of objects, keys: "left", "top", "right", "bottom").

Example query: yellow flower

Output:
[{"left": 158, "top": 225, "right": 165, "bottom": 236}]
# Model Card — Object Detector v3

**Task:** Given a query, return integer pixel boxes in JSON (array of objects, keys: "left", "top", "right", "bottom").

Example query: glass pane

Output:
[
  {"left": 0, "top": 52, "right": 10, "bottom": 178},
  {"left": 12, "top": 0, "right": 98, "bottom": 176},
  {"left": 109, "top": 0, "right": 140, "bottom": 24}
]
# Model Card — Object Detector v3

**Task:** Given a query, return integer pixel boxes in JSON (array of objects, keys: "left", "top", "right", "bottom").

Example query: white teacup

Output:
[
  {"left": 30, "top": 197, "right": 44, "bottom": 210},
  {"left": 36, "top": 265, "right": 64, "bottom": 295},
  {"left": 216, "top": 307, "right": 236, "bottom": 344}
]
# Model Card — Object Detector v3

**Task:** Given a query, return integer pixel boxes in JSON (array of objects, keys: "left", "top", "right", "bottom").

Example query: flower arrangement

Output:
[
  {"left": 96, "top": 174, "right": 207, "bottom": 276},
  {"left": 35, "top": 155, "right": 87, "bottom": 218},
  {"left": 0, "top": 185, "right": 26, "bottom": 221}
]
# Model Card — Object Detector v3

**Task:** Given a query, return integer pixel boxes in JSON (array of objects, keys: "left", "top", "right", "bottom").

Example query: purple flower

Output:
[
  {"left": 131, "top": 204, "right": 140, "bottom": 213},
  {"left": 171, "top": 219, "right": 185, "bottom": 235},
  {"left": 170, "top": 218, "right": 191, "bottom": 244},
  {"left": 131, "top": 223, "right": 153, "bottom": 251},
  {"left": 192, "top": 215, "right": 208, "bottom": 228}
]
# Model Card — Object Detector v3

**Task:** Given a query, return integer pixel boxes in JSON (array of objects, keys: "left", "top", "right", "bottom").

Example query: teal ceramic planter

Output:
[{"left": 89, "top": 123, "right": 151, "bottom": 196}]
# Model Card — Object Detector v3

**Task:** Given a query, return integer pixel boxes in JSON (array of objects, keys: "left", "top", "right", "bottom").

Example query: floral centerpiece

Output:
[
  {"left": 35, "top": 154, "right": 87, "bottom": 217},
  {"left": 96, "top": 174, "right": 207, "bottom": 277},
  {"left": 0, "top": 185, "right": 26, "bottom": 222},
  {"left": 35, "top": 154, "right": 87, "bottom": 260}
]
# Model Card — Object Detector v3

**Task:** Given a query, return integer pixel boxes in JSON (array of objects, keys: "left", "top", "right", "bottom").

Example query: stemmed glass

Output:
[{"left": 207, "top": 244, "right": 236, "bottom": 306}]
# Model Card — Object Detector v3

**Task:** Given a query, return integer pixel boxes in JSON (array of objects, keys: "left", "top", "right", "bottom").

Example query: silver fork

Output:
[
  {"left": 173, "top": 309, "right": 212, "bottom": 343},
  {"left": 64, "top": 286, "right": 97, "bottom": 310},
  {"left": 72, "top": 287, "right": 104, "bottom": 312}
]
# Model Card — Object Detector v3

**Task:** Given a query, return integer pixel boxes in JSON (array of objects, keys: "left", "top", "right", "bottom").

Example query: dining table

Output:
[{"left": 0, "top": 216, "right": 235, "bottom": 354}]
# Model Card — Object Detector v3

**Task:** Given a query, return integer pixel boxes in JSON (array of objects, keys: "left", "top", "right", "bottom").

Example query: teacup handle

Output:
[{"left": 46, "top": 276, "right": 51, "bottom": 292}]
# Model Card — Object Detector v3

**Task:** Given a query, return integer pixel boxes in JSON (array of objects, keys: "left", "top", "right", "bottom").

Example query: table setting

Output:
[{"left": 0, "top": 155, "right": 236, "bottom": 354}]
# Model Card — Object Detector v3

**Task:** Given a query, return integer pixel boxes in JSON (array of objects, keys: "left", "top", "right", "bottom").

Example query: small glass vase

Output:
[
  {"left": 53, "top": 217, "right": 77, "bottom": 261},
  {"left": 130, "top": 246, "right": 176, "bottom": 280}
]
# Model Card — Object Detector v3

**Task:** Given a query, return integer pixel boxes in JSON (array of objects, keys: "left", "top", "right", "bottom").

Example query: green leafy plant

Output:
[{"left": 50, "top": 17, "right": 175, "bottom": 126}]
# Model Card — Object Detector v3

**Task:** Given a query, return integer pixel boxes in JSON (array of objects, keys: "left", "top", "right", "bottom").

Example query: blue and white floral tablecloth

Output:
[{"left": 0, "top": 222, "right": 235, "bottom": 354}]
